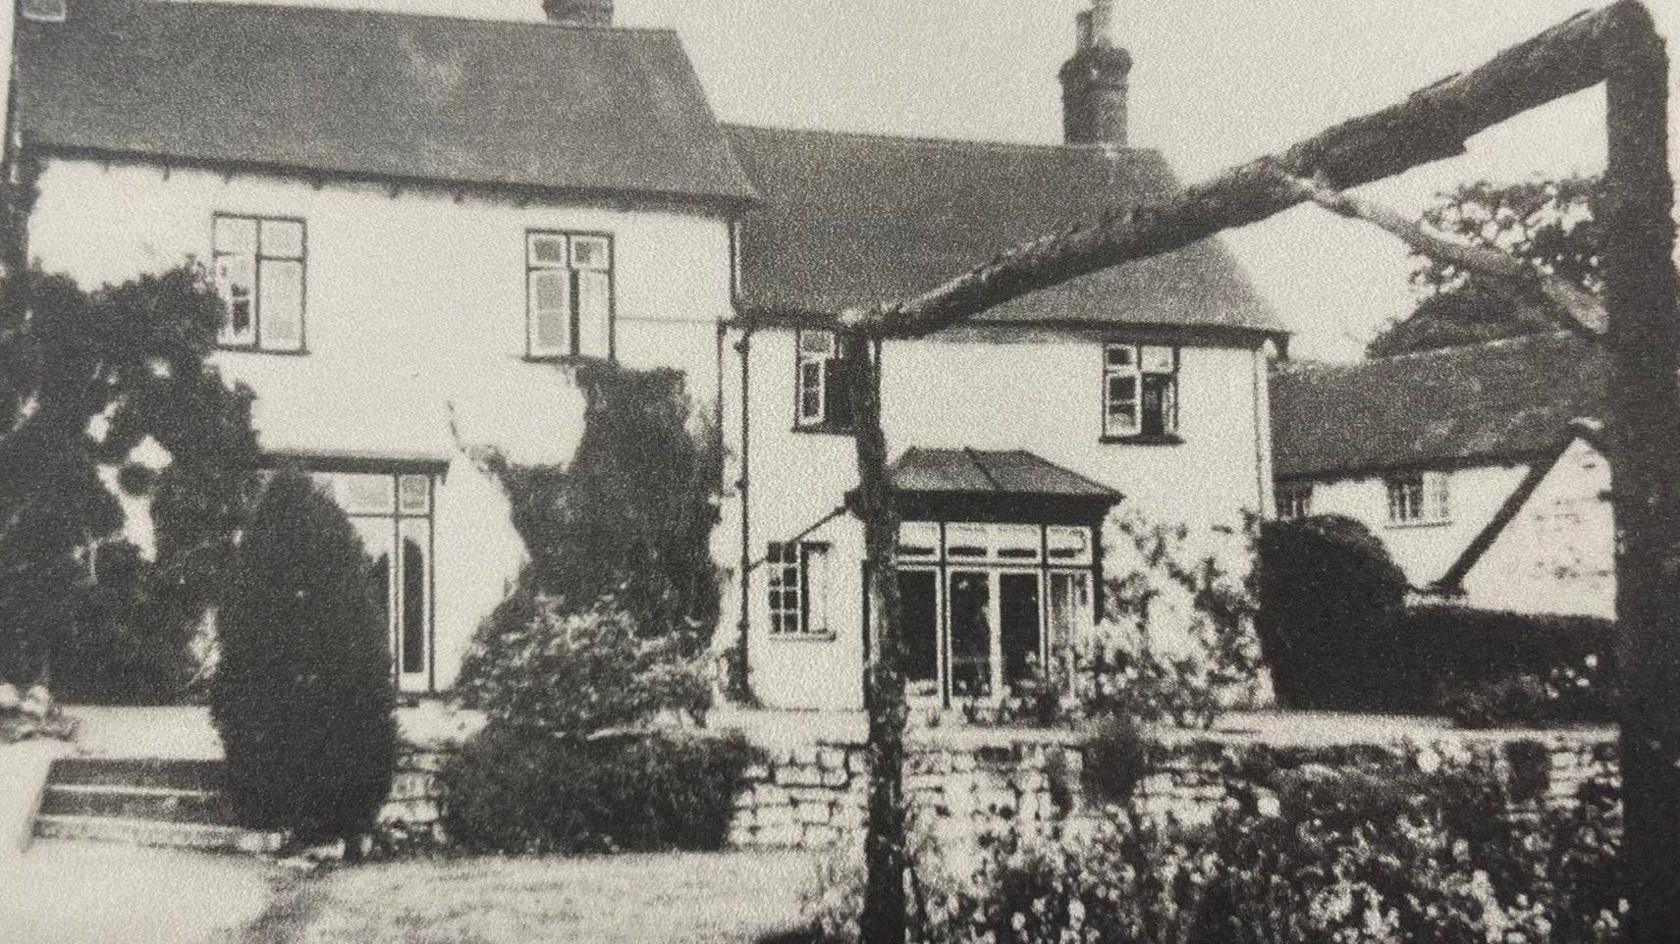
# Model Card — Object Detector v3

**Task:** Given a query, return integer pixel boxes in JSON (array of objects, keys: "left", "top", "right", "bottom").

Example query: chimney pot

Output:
[
  {"left": 542, "top": 0, "right": 612, "bottom": 27},
  {"left": 1058, "top": 0, "right": 1131, "bottom": 146}
]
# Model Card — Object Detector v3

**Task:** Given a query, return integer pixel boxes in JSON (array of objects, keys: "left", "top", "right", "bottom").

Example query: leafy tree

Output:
[
  {"left": 0, "top": 265, "right": 258, "bottom": 693},
  {"left": 490, "top": 362, "right": 722, "bottom": 648},
  {"left": 1367, "top": 174, "right": 1601, "bottom": 358},
  {"left": 211, "top": 470, "right": 396, "bottom": 850}
]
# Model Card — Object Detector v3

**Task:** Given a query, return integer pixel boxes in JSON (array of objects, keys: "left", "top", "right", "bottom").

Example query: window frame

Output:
[
  {"left": 1101, "top": 342, "right": 1181, "bottom": 443},
  {"left": 211, "top": 213, "right": 308, "bottom": 354},
  {"left": 524, "top": 229, "right": 616, "bottom": 362},
  {"left": 1277, "top": 482, "right": 1313, "bottom": 519},
  {"left": 1385, "top": 471, "right": 1450, "bottom": 526},
  {"left": 793, "top": 329, "right": 861, "bottom": 434},
  {"left": 766, "top": 540, "right": 833, "bottom": 639}
]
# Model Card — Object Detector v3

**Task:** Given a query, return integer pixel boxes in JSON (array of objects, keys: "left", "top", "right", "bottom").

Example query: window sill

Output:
[
  {"left": 216, "top": 345, "right": 309, "bottom": 357},
  {"left": 523, "top": 353, "right": 614, "bottom": 366},
  {"left": 792, "top": 422, "right": 857, "bottom": 437},
  {"left": 768, "top": 632, "right": 837, "bottom": 643},
  {"left": 1385, "top": 518, "right": 1453, "bottom": 530},
  {"left": 1099, "top": 433, "right": 1184, "bottom": 446}
]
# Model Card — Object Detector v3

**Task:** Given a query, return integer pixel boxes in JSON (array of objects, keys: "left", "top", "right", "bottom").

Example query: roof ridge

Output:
[
  {"left": 1004, "top": 450, "right": 1122, "bottom": 498},
  {"left": 723, "top": 121, "right": 1163, "bottom": 159},
  {"left": 1276, "top": 329, "right": 1579, "bottom": 377},
  {"left": 154, "top": 0, "right": 681, "bottom": 37},
  {"left": 962, "top": 447, "right": 1005, "bottom": 492}
]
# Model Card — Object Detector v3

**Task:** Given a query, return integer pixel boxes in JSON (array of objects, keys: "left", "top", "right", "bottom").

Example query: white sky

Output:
[{"left": 174, "top": 0, "right": 1680, "bottom": 360}]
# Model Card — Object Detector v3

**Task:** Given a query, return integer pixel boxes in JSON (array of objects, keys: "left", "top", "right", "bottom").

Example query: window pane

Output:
[
  {"left": 260, "top": 219, "right": 304, "bottom": 258},
  {"left": 399, "top": 519, "right": 430, "bottom": 676},
  {"left": 948, "top": 571, "right": 992, "bottom": 698},
  {"left": 398, "top": 475, "right": 430, "bottom": 515},
  {"left": 576, "top": 270, "right": 611, "bottom": 358},
  {"left": 803, "top": 544, "right": 828, "bottom": 635},
  {"left": 213, "top": 216, "right": 256, "bottom": 254},
  {"left": 896, "top": 521, "right": 939, "bottom": 558},
  {"left": 529, "top": 269, "right": 571, "bottom": 354},
  {"left": 259, "top": 259, "right": 304, "bottom": 351},
  {"left": 1046, "top": 526, "right": 1091, "bottom": 563},
  {"left": 570, "top": 235, "right": 611, "bottom": 271},
  {"left": 215, "top": 254, "right": 256, "bottom": 345},
  {"left": 797, "top": 360, "right": 825, "bottom": 423},
  {"left": 945, "top": 523, "right": 987, "bottom": 557},
  {"left": 1104, "top": 344, "right": 1135, "bottom": 367},
  {"left": 1140, "top": 345, "right": 1175, "bottom": 373},
  {"left": 994, "top": 524, "right": 1041, "bottom": 560},
  {"left": 799, "top": 330, "right": 837, "bottom": 357},
  {"left": 1048, "top": 572, "right": 1091, "bottom": 656},
  {"left": 528, "top": 233, "right": 568, "bottom": 267},
  {"left": 1107, "top": 374, "right": 1137, "bottom": 403},
  {"left": 335, "top": 474, "right": 396, "bottom": 515},
  {"left": 1000, "top": 572, "right": 1042, "bottom": 687},
  {"left": 898, "top": 571, "right": 939, "bottom": 686},
  {"left": 351, "top": 518, "right": 396, "bottom": 645}
]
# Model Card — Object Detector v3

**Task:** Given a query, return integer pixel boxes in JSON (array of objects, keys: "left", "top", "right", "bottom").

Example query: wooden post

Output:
[
  {"left": 849, "top": 338, "right": 909, "bottom": 944},
  {"left": 1601, "top": 6, "right": 1680, "bottom": 941}
]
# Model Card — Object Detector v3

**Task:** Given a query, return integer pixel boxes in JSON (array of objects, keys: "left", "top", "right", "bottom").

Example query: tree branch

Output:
[
  {"left": 834, "top": 2, "right": 1639, "bottom": 339},
  {"left": 1280, "top": 173, "right": 1608, "bottom": 336}
]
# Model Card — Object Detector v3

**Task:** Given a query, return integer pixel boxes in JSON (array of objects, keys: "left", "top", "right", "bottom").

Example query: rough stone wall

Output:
[{"left": 374, "top": 729, "right": 1620, "bottom": 852}]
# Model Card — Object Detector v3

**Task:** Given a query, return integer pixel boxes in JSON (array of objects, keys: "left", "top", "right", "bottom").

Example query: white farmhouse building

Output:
[
  {"left": 7, "top": 0, "right": 1288, "bottom": 705},
  {"left": 1270, "top": 332, "right": 1615, "bottom": 619}
]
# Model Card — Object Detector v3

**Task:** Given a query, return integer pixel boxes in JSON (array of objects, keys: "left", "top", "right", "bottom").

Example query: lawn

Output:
[{"left": 237, "top": 850, "right": 818, "bottom": 944}]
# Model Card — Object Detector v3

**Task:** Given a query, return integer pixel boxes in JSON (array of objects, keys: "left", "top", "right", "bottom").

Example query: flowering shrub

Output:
[
  {"left": 455, "top": 591, "right": 711, "bottom": 736},
  {"left": 1439, "top": 653, "right": 1614, "bottom": 729},
  {"left": 804, "top": 751, "right": 1624, "bottom": 944}
]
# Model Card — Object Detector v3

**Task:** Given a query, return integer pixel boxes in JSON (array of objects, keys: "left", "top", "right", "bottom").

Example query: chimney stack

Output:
[
  {"left": 1058, "top": 0, "right": 1132, "bottom": 146},
  {"left": 542, "top": 0, "right": 612, "bottom": 27}
]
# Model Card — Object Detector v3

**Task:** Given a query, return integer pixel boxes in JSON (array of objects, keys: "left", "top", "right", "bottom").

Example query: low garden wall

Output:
[{"left": 374, "top": 722, "right": 1619, "bottom": 852}]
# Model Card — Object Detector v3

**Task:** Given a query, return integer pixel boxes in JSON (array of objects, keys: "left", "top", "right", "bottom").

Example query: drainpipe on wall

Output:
[{"left": 734, "top": 326, "right": 753, "bottom": 701}]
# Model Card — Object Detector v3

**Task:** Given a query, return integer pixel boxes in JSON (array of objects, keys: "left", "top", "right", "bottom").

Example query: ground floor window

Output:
[
  {"left": 312, "top": 471, "right": 436, "bottom": 691},
  {"left": 894, "top": 521, "right": 1096, "bottom": 704}
]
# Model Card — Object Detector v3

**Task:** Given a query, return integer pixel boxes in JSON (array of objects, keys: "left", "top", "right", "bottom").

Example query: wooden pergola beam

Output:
[{"left": 836, "top": 2, "right": 1636, "bottom": 340}]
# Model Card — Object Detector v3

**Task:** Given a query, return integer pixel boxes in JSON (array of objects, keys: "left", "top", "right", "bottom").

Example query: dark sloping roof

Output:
[
  {"left": 14, "top": 0, "right": 756, "bottom": 205},
  {"left": 891, "top": 448, "right": 1119, "bottom": 499},
  {"left": 725, "top": 125, "right": 1284, "bottom": 336},
  {"left": 1271, "top": 332, "right": 1607, "bottom": 480}
]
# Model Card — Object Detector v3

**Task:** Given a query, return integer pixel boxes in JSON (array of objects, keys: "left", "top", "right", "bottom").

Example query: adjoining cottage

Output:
[
  {"left": 7, "top": 0, "right": 1288, "bottom": 704},
  {"left": 1270, "top": 331, "right": 1614, "bottom": 619}
]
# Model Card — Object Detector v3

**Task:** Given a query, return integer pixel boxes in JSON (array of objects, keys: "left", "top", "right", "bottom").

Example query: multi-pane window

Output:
[
  {"left": 1277, "top": 483, "right": 1313, "bottom": 519},
  {"left": 1386, "top": 472, "right": 1450, "bottom": 525},
  {"left": 1103, "top": 343, "right": 1178, "bottom": 438},
  {"left": 213, "top": 214, "right": 305, "bottom": 352},
  {"left": 794, "top": 329, "right": 862, "bottom": 431},
  {"left": 767, "top": 541, "right": 830, "bottom": 636},
  {"left": 526, "top": 231, "right": 613, "bottom": 359},
  {"left": 311, "top": 471, "right": 436, "bottom": 689}
]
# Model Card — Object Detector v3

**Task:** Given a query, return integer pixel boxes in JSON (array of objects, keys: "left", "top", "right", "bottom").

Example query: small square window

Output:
[
  {"left": 528, "top": 234, "right": 568, "bottom": 267},
  {"left": 398, "top": 475, "right": 431, "bottom": 515},
  {"left": 570, "top": 235, "right": 611, "bottom": 271}
]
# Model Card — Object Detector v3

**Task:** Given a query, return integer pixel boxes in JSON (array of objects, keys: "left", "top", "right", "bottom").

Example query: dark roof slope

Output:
[
  {"left": 1271, "top": 332, "right": 1607, "bottom": 480},
  {"left": 725, "top": 125, "right": 1283, "bottom": 336},
  {"left": 14, "top": 0, "right": 755, "bottom": 205},
  {"left": 892, "top": 448, "right": 1119, "bottom": 499}
]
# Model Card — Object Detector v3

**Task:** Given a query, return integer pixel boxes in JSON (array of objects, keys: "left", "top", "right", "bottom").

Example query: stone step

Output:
[
  {"left": 39, "top": 783, "right": 238, "bottom": 826},
  {"left": 32, "top": 814, "right": 282, "bottom": 854},
  {"left": 47, "top": 757, "right": 225, "bottom": 793}
]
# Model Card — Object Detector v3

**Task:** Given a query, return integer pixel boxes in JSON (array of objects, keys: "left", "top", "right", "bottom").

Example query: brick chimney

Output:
[
  {"left": 542, "top": 0, "right": 612, "bottom": 27},
  {"left": 1058, "top": 0, "right": 1132, "bottom": 146}
]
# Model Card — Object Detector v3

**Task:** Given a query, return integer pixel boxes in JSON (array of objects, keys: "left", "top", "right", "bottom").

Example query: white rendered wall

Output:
[
  {"left": 731, "top": 327, "right": 1272, "bottom": 710},
  {"left": 1301, "top": 463, "right": 1532, "bottom": 589},
  {"left": 30, "top": 155, "right": 734, "bottom": 690},
  {"left": 1460, "top": 438, "right": 1615, "bottom": 618}
]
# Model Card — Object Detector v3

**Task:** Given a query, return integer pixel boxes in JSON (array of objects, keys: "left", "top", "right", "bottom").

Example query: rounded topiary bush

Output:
[
  {"left": 210, "top": 470, "right": 396, "bottom": 846},
  {"left": 1253, "top": 514, "right": 1410, "bottom": 710}
]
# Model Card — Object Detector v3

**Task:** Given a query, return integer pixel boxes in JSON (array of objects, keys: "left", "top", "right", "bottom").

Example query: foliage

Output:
[
  {"left": 490, "top": 363, "right": 722, "bottom": 651},
  {"left": 210, "top": 470, "right": 396, "bottom": 843},
  {"left": 1252, "top": 514, "right": 1410, "bottom": 710},
  {"left": 1439, "top": 649, "right": 1612, "bottom": 729},
  {"left": 1084, "top": 713, "right": 1151, "bottom": 804},
  {"left": 439, "top": 722, "right": 761, "bottom": 855},
  {"left": 1074, "top": 513, "right": 1264, "bottom": 729},
  {"left": 1368, "top": 174, "right": 1601, "bottom": 358},
  {"left": 805, "top": 748, "right": 1625, "bottom": 944},
  {"left": 455, "top": 591, "right": 711, "bottom": 737},
  {"left": 0, "top": 264, "right": 258, "bottom": 695}
]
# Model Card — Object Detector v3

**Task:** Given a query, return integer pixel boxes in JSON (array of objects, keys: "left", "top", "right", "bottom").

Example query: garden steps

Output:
[{"left": 30, "top": 757, "right": 280, "bottom": 854}]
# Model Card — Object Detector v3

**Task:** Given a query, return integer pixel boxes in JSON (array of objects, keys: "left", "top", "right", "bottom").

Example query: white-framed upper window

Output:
[
  {"left": 526, "top": 231, "right": 613, "bottom": 360},
  {"left": 1277, "top": 483, "right": 1313, "bottom": 520},
  {"left": 767, "top": 541, "right": 831, "bottom": 637},
  {"left": 213, "top": 214, "right": 306, "bottom": 352},
  {"left": 795, "top": 329, "right": 863, "bottom": 431},
  {"left": 1386, "top": 471, "right": 1450, "bottom": 525},
  {"left": 1103, "top": 343, "right": 1178, "bottom": 439}
]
